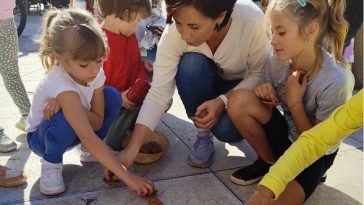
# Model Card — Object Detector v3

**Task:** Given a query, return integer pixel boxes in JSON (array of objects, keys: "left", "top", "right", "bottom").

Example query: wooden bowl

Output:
[{"left": 123, "top": 132, "right": 169, "bottom": 164}]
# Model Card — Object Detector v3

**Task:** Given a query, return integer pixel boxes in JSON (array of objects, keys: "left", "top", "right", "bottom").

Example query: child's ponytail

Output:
[
  {"left": 325, "top": 0, "right": 348, "bottom": 64},
  {"left": 38, "top": 9, "right": 61, "bottom": 72}
]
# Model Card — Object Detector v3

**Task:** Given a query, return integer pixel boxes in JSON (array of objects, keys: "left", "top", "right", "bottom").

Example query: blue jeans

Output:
[
  {"left": 26, "top": 87, "right": 122, "bottom": 163},
  {"left": 176, "top": 52, "right": 243, "bottom": 143}
]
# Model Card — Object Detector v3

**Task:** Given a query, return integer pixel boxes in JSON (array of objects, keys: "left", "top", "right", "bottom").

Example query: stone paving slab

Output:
[
  {"left": 14, "top": 173, "right": 243, "bottom": 205},
  {"left": 0, "top": 121, "right": 210, "bottom": 203}
]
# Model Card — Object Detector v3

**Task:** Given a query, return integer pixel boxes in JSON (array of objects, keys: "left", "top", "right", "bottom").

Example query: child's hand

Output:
[
  {"left": 43, "top": 99, "right": 61, "bottom": 120},
  {"left": 143, "top": 59, "right": 154, "bottom": 74},
  {"left": 122, "top": 89, "right": 137, "bottom": 110},
  {"left": 254, "top": 83, "right": 279, "bottom": 103},
  {"left": 153, "top": 26, "right": 164, "bottom": 39},
  {"left": 285, "top": 71, "right": 308, "bottom": 108},
  {"left": 245, "top": 185, "right": 274, "bottom": 205},
  {"left": 125, "top": 173, "right": 155, "bottom": 196}
]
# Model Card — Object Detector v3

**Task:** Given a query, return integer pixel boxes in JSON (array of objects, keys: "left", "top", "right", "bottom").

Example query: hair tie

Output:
[{"left": 297, "top": 0, "right": 306, "bottom": 7}]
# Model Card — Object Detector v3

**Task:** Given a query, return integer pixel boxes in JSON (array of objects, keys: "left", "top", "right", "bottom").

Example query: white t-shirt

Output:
[
  {"left": 137, "top": 0, "right": 271, "bottom": 130},
  {"left": 26, "top": 65, "right": 105, "bottom": 133}
]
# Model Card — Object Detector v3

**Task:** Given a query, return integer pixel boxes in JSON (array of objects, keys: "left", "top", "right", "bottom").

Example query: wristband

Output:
[{"left": 218, "top": 94, "right": 228, "bottom": 109}]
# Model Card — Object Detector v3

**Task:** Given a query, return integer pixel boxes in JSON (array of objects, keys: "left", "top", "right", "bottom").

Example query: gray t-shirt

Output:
[{"left": 264, "top": 50, "right": 355, "bottom": 144}]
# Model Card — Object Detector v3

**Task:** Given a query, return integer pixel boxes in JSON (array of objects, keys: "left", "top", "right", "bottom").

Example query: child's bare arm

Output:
[
  {"left": 285, "top": 72, "right": 314, "bottom": 134},
  {"left": 87, "top": 87, "right": 104, "bottom": 130},
  {"left": 56, "top": 91, "right": 155, "bottom": 195}
]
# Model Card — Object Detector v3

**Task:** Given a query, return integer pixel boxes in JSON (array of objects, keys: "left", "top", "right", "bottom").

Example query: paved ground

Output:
[{"left": 0, "top": 14, "right": 362, "bottom": 205}]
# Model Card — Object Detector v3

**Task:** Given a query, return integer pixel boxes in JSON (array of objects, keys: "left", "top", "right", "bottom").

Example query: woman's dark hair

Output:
[{"left": 165, "top": 0, "right": 237, "bottom": 29}]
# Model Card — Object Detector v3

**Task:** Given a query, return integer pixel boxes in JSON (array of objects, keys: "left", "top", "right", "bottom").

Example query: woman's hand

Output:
[
  {"left": 43, "top": 99, "right": 61, "bottom": 120},
  {"left": 194, "top": 98, "right": 225, "bottom": 129},
  {"left": 124, "top": 173, "right": 156, "bottom": 196},
  {"left": 103, "top": 166, "right": 118, "bottom": 182},
  {"left": 122, "top": 89, "right": 137, "bottom": 110},
  {"left": 285, "top": 71, "right": 307, "bottom": 108},
  {"left": 260, "top": 0, "right": 269, "bottom": 7},
  {"left": 245, "top": 185, "right": 274, "bottom": 205}
]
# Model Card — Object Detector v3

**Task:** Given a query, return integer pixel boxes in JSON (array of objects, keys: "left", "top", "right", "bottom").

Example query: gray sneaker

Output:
[
  {"left": 0, "top": 128, "right": 17, "bottom": 153},
  {"left": 186, "top": 135, "right": 215, "bottom": 168}
]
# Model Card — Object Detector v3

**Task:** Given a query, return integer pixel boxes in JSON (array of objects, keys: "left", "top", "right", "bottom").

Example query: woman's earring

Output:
[{"left": 215, "top": 23, "right": 222, "bottom": 31}]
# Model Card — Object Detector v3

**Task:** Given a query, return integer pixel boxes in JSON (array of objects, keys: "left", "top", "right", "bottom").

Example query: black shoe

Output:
[
  {"left": 230, "top": 158, "right": 271, "bottom": 186},
  {"left": 319, "top": 173, "right": 327, "bottom": 184}
]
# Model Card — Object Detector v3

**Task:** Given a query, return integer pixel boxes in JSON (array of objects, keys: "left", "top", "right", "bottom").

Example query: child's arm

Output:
[
  {"left": 285, "top": 72, "right": 314, "bottom": 134},
  {"left": 86, "top": 87, "right": 104, "bottom": 130},
  {"left": 247, "top": 90, "right": 363, "bottom": 203},
  {"left": 56, "top": 91, "right": 155, "bottom": 195}
]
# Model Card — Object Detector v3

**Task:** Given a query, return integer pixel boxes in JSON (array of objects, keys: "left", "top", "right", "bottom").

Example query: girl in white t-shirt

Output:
[{"left": 26, "top": 8, "right": 155, "bottom": 196}]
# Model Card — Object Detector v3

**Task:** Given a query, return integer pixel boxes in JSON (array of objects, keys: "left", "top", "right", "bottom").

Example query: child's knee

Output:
[{"left": 228, "top": 90, "right": 256, "bottom": 117}]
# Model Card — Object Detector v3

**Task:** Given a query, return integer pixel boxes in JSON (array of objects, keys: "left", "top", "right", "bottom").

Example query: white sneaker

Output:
[
  {"left": 40, "top": 159, "right": 65, "bottom": 195},
  {"left": 79, "top": 145, "right": 98, "bottom": 163}
]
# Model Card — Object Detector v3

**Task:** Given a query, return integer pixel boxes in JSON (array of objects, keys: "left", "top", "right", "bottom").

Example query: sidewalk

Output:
[{"left": 0, "top": 14, "right": 362, "bottom": 205}]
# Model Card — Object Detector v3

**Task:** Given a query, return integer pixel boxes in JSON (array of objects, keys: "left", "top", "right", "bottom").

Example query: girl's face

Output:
[
  {"left": 173, "top": 5, "right": 217, "bottom": 47},
  {"left": 268, "top": 11, "right": 306, "bottom": 61},
  {"left": 61, "top": 57, "right": 103, "bottom": 86}
]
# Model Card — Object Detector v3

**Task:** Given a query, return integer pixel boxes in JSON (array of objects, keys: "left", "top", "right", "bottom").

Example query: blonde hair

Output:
[
  {"left": 266, "top": 0, "right": 348, "bottom": 64},
  {"left": 38, "top": 8, "right": 108, "bottom": 72},
  {"left": 98, "top": 0, "right": 151, "bottom": 21}
]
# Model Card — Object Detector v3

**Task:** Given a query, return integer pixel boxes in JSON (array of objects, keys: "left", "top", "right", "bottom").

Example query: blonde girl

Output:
[
  {"left": 227, "top": 0, "right": 354, "bottom": 204},
  {"left": 26, "top": 8, "right": 155, "bottom": 196}
]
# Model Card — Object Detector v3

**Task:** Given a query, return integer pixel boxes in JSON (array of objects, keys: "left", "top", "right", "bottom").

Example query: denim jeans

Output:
[
  {"left": 176, "top": 52, "right": 243, "bottom": 143},
  {"left": 26, "top": 86, "right": 121, "bottom": 163}
]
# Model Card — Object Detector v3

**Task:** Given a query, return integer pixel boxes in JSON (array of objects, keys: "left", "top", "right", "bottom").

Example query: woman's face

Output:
[
  {"left": 173, "top": 5, "right": 217, "bottom": 47},
  {"left": 268, "top": 11, "right": 306, "bottom": 61}
]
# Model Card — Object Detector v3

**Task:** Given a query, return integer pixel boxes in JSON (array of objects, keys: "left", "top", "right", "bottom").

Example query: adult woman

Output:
[{"left": 117, "top": 0, "right": 270, "bottom": 168}]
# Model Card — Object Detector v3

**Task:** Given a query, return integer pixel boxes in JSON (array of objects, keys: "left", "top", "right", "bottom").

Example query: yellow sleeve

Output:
[{"left": 259, "top": 90, "right": 363, "bottom": 199}]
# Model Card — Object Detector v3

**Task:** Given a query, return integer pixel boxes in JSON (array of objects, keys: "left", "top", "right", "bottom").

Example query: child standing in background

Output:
[
  {"left": 0, "top": 0, "right": 31, "bottom": 138},
  {"left": 0, "top": 0, "right": 33, "bottom": 189},
  {"left": 97, "top": 0, "right": 152, "bottom": 151},
  {"left": 98, "top": 0, "right": 151, "bottom": 99},
  {"left": 227, "top": 0, "right": 354, "bottom": 204},
  {"left": 26, "top": 8, "right": 155, "bottom": 196}
]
